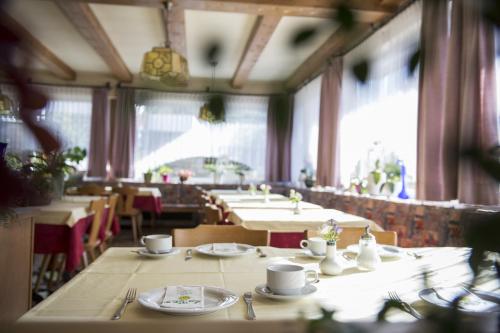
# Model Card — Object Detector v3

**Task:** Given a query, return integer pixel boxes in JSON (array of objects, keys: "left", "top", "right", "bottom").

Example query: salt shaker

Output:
[{"left": 356, "top": 226, "right": 381, "bottom": 271}]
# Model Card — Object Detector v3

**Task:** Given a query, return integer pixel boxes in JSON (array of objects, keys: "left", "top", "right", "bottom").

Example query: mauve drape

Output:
[
  {"left": 417, "top": 0, "right": 498, "bottom": 205},
  {"left": 110, "top": 88, "right": 136, "bottom": 179},
  {"left": 87, "top": 88, "right": 109, "bottom": 177},
  {"left": 316, "top": 58, "right": 343, "bottom": 187},
  {"left": 265, "top": 94, "right": 293, "bottom": 182}
]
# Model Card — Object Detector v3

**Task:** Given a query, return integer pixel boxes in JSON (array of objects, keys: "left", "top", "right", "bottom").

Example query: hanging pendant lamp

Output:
[
  {"left": 0, "top": 88, "right": 13, "bottom": 116},
  {"left": 140, "top": 1, "right": 189, "bottom": 86},
  {"left": 198, "top": 61, "right": 225, "bottom": 123}
]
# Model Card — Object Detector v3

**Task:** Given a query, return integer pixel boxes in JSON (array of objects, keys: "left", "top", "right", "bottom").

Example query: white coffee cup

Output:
[
  {"left": 300, "top": 237, "right": 326, "bottom": 255},
  {"left": 140, "top": 234, "right": 172, "bottom": 254},
  {"left": 267, "top": 264, "right": 319, "bottom": 295}
]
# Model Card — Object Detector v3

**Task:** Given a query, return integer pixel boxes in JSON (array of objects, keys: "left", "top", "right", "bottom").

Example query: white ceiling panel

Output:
[
  {"left": 249, "top": 17, "right": 338, "bottom": 81},
  {"left": 185, "top": 10, "right": 257, "bottom": 79},
  {"left": 90, "top": 4, "right": 165, "bottom": 74},
  {"left": 4, "top": 0, "right": 110, "bottom": 73}
]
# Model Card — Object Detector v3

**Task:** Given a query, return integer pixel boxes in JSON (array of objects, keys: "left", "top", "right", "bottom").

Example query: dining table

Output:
[
  {"left": 215, "top": 193, "right": 288, "bottom": 203},
  {"left": 227, "top": 208, "right": 382, "bottom": 232},
  {"left": 32, "top": 198, "right": 119, "bottom": 272},
  {"left": 18, "top": 246, "right": 499, "bottom": 323},
  {"left": 221, "top": 200, "right": 323, "bottom": 212}
]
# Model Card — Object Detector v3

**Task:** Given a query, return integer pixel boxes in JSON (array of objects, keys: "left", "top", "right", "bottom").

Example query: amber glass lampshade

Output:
[{"left": 140, "top": 47, "right": 189, "bottom": 86}]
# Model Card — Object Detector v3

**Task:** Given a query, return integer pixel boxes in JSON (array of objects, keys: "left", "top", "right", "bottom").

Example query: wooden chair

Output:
[
  {"left": 77, "top": 184, "right": 106, "bottom": 196},
  {"left": 203, "top": 204, "right": 222, "bottom": 224},
  {"left": 100, "top": 194, "right": 119, "bottom": 251},
  {"left": 83, "top": 198, "right": 107, "bottom": 264},
  {"left": 172, "top": 225, "right": 270, "bottom": 247},
  {"left": 114, "top": 187, "right": 142, "bottom": 243},
  {"left": 305, "top": 228, "right": 397, "bottom": 249}
]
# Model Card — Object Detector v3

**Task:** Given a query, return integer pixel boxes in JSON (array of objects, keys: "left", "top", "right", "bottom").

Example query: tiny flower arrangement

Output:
[
  {"left": 259, "top": 184, "right": 272, "bottom": 195},
  {"left": 178, "top": 169, "right": 193, "bottom": 182},
  {"left": 320, "top": 219, "right": 343, "bottom": 245},
  {"left": 248, "top": 183, "right": 257, "bottom": 194},
  {"left": 289, "top": 191, "right": 303, "bottom": 204}
]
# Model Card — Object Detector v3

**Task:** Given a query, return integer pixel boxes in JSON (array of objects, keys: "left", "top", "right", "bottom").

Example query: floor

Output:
[{"left": 32, "top": 212, "right": 199, "bottom": 305}]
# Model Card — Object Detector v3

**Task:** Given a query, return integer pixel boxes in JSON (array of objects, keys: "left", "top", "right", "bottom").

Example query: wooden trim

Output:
[
  {"left": 285, "top": 23, "right": 371, "bottom": 90},
  {"left": 161, "top": 3, "right": 187, "bottom": 58},
  {"left": 231, "top": 15, "right": 281, "bottom": 89},
  {"left": 50, "top": 0, "right": 164, "bottom": 7},
  {"left": 0, "top": 11, "right": 76, "bottom": 81},
  {"left": 55, "top": 1, "right": 133, "bottom": 82}
]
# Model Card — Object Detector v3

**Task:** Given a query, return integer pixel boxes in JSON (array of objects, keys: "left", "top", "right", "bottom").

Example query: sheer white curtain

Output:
[
  {"left": 134, "top": 90, "right": 268, "bottom": 180},
  {"left": 290, "top": 75, "right": 322, "bottom": 183},
  {"left": 0, "top": 84, "right": 92, "bottom": 166},
  {"left": 339, "top": 1, "right": 422, "bottom": 195}
]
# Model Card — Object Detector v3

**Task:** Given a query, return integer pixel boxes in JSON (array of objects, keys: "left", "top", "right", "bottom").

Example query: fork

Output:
[
  {"left": 243, "top": 292, "right": 256, "bottom": 320},
  {"left": 111, "top": 288, "right": 136, "bottom": 320},
  {"left": 388, "top": 291, "right": 422, "bottom": 319},
  {"left": 256, "top": 248, "right": 267, "bottom": 258}
]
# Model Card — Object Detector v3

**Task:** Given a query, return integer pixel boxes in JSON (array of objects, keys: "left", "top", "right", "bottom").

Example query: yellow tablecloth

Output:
[
  {"left": 228, "top": 209, "right": 381, "bottom": 232},
  {"left": 222, "top": 201, "right": 323, "bottom": 211},
  {"left": 19, "top": 247, "right": 498, "bottom": 323},
  {"left": 32, "top": 200, "right": 91, "bottom": 227}
]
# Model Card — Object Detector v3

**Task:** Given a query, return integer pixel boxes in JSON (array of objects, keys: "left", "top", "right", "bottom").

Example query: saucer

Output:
[
  {"left": 135, "top": 248, "right": 180, "bottom": 258},
  {"left": 300, "top": 249, "right": 325, "bottom": 259},
  {"left": 254, "top": 284, "right": 317, "bottom": 301}
]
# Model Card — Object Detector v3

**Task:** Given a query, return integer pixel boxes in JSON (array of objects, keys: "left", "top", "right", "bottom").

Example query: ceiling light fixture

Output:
[
  {"left": 140, "top": 1, "right": 189, "bottom": 86},
  {"left": 199, "top": 61, "right": 225, "bottom": 123},
  {"left": 0, "top": 88, "right": 14, "bottom": 117}
]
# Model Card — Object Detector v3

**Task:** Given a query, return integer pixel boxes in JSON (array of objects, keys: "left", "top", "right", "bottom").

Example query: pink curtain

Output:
[
  {"left": 265, "top": 94, "right": 293, "bottom": 182},
  {"left": 87, "top": 88, "right": 109, "bottom": 177},
  {"left": 110, "top": 88, "right": 136, "bottom": 179},
  {"left": 417, "top": 0, "right": 498, "bottom": 205},
  {"left": 316, "top": 58, "right": 343, "bottom": 187}
]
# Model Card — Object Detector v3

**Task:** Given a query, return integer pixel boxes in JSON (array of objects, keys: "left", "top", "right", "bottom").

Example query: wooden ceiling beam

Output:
[
  {"left": 0, "top": 11, "right": 76, "bottom": 81},
  {"left": 231, "top": 15, "right": 281, "bottom": 89},
  {"left": 55, "top": 1, "right": 133, "bottom": 82},
  {"left": 49, "top": 0, "right": 164, "bottom": 8},
  {"left": 161, "top": 2, "right": 187, "bottom": 57},
  {"left": 285, "top": 22, "right": 371, "bottom": 90}
]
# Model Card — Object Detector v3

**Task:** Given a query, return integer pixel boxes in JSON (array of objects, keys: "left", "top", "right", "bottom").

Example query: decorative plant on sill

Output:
[
  {"left": 143, "top": 169, "right": 153, "bottom": 184},
  {"left": 380, "top": 160, "right": 401, "bottom": 195},
  {"left": 177, "top": 169, "right": 193, "bottom": 184},
  {"left": 156, "top": 164, "right": 173, "bottom": 183}
]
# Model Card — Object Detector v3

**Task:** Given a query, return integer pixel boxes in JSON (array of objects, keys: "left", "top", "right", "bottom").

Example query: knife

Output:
[{"left": 185, "top": 249, "right": 193, "bottom": 261}]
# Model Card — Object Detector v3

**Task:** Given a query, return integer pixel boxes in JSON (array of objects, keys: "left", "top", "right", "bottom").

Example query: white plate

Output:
[
  {"left": 345, "top": 244, "right": 405, "bottom": 258},
  {"left": 299, "top": 249, "right": 325, "bottom": 259},
  {"left": 419, "top": 287, "right": 499, "bottom": 313},
  {"left": 255, "top": 283, "right": 317, "bottom": 301},
  {"left": 195, "top": 243, "right": 256, "bottom": 257},
  {"left": 138, "top": 286, "right": 239, "bottom": 315},
  {"left": 135, "top": 248, "right": 180, "bottom": 258}
]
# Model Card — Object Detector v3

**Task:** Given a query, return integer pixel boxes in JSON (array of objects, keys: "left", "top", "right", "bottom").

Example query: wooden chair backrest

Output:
[
  {"left": 203, "top": 204, "right": 221, "bottom": 225},
  {"left": 87, "top": 198, "right": 107, "bottom": 246},
  {"left": 113, "top": 187, "right": 138, "bottom": 214},
  {"left": 104, "top": 194, "right": 119, "bottom": 234},
  {"left": 172, "top": 225, "right": 270, "bottom": 247},
  {"left": 305, "top": 228, "right": 397, "bottom": 248},
  {"left": 78, "top": 184, "right": 106, "bottom": 196}
]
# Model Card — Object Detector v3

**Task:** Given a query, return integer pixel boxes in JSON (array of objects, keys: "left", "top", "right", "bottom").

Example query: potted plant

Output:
[
  {"left": 203, "top": 162, "right": 224, "bottom": 184},
  {"left": 143, "top": 169, "right": 153, "bottom": 184},
  {"left": 178, "top": 169, "right": 193, "bottom": 184},
  {"left": 367, "top": 159, "right": 386, "bottom": 195},
  {"left": 319, "top": 219, "right": 344, "bottom": 275},
  {"left": 156, "top": 165, "right": 173, "bottom": 183},
  {"left": 380, "top": 161, "right": 401, "bottom": 196}
]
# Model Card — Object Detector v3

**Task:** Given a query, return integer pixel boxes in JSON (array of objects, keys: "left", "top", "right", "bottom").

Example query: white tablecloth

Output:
[
  {"left": 19, "top": 247, "right": 498, "bottom": 323},
  {"left": 228, "top": 208, "right": 381, "bottom": 231},
  {"left": 137, "top": 187, "right": 162, "bottom": 198},
  {"left": 32, "top": 200, "right": 91, "bottom": 227},
  {"left": 216, "top": 193, "right": 287, "bottom": 203},
  {"left": 222, "top": 200, "right": 323, "bottom": 211}
]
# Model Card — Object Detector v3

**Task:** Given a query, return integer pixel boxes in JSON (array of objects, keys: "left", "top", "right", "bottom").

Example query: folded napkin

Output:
[
  {"left": 161, "top": 286, "right": 204, "bottom": 309},
  {"left": 212, "top": 243, "right": 240, "bottom": 254},
  {"left": 438, "top": 288, "right": 498, "bottom": 312}
]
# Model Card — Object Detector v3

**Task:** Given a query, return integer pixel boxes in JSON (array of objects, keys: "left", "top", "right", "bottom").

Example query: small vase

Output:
[
  {"left": 51, "top": 173, "right": 64, "bottom": 200},
  {"left": 397, "top": 161, "right": 409, "bottom": 199},
  {"left": 319, "top": 243, "right": 344, "bottom": 276},
  {"left": 293, "top": 202, "right": 301, "bottom": 215},
  {"left": 161, "top": 174, "right": 170, "bottom": 183},
  {"left": 263, "top": 193, "right": 270, "bottom": 203}
]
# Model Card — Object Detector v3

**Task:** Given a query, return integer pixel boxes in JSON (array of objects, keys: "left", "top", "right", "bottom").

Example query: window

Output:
[
  {"left": 0, "top": 84, "right": 92, "bottom": 168},
  {"left": 134, "top": 90, "right": 268, "bottom": 182},
  {"left": 339, "top": 1, "right": 422, "bottom": 196},
  {"left": 290, "top": 76, "right": 322, "bottom": 184}
]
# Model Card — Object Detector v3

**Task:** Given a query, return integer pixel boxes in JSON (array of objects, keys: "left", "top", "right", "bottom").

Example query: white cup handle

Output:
[
  {"left": 140, "top": 236, "right": 145, "bottom": 246},
  {"left": 300, "top": 240, "right": 309, "bottom": 249},
  {"left": 305, "top": 270, "right": 319, "bottom": 284}
]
